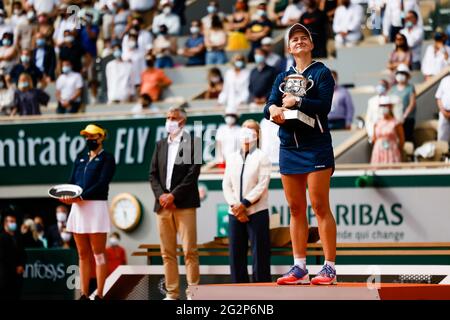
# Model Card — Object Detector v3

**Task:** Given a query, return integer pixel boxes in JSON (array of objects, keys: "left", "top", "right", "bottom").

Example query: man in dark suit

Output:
[
  {"left": 32, "top": 32, "right": 57, "bottom": 81},
  {"left": 149, "top": 106, "right": 202, "bottom": 300}
]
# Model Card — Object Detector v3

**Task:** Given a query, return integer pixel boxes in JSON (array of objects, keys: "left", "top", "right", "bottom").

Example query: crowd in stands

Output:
[{"left": 0, "top": 0, "right": 449, "bottom": 165}]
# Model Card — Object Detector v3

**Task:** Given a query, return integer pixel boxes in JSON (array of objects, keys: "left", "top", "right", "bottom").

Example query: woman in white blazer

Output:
[{"left": 222, "top": 119, "right": 272, "bottom": 283}]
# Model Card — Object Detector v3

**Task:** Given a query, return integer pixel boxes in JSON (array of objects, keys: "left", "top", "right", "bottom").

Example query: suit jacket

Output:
[
  {"left": 32, "top": 45, "right": 57, "bottom": 80},
  {"left": 149, "top": 131, "right": 202, "bottom": 212}
]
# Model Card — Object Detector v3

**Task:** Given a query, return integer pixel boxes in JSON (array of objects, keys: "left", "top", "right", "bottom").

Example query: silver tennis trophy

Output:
[{"left": 272, "top": 74, "right": 316, "bottom": 128}]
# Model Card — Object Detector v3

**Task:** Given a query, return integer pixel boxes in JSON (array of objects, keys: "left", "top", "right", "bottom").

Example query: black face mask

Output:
[
  {"left": 35, "top": 223, "right": 44, "bottom": 233},
  {"left": 146, "top": 59, "right": 154, "bottom": 67},
  {"left": 86, "top": 139, "right": 99, "bottom": 151}
]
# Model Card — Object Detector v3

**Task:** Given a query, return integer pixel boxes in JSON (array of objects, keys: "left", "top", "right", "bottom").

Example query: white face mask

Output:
[
  {"left": 56, "top": 212, "right": 67, "bottom": 223},
  {"left": 240, "top": 127, "right": 257, "bottom": 144},
  {"left": 375, "top": 84, "right": 387, "bottom": 95},
  {"left": 380, "top": 106, "right": 391, "bottom": 115},
  {"left": 395, "top": 73, "right": 407, "bottom": 83},
  {"left": 109, "top": 237, "right": 119, "bottom": 246},
  {"left": 128, "top": 40, "right": 137, "bottom": 49},
  {"left": 225, "top": 116, "right": 236, "bottom": 126},
  {"left": 165, "top": 120, "right": 180, "bottom": 134},
  {"left": 190, "top": 26, "right": 200, "bottom": 34},
  {"left": 163, "top": 6, "right": 171, "bottom": 15},
  {"left": 61, "top": 232, "right": 71, "bottom": 242}
]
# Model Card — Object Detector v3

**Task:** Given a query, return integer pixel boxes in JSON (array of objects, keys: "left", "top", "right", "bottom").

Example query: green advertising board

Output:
[{"left": 0, "top": 113, "right": 263, "bottom": 186}]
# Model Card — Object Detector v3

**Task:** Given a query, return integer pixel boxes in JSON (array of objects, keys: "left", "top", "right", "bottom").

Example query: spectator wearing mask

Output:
[
  {"left": 53, "top": 5, "right": 77, "bottom": 48},
  {"left": 36, "top": 12, "right": 54, "bottom": 44},
  {"left": 260, "top": 37, "right": 282, "bottom": 72},
  {"left": 371, "top": 96, "right": 405, "bottom": 164},
  {"left": 222, "top": 119, "right": 271, "bottom": 284},
  {"left": 249, "top": 47, "right": 277, "bottom": 106},
  {"left": 225, "top": 0, "right": 250, "bottom": 51},
  {"left": 421, "top": 31, "right": 450, "bottom": 81},
  {"left": 245, "top": 2, "right": 272, "bottom": 63},
  {"left": 122, "top": 31, "right": 146, "bottom": 87},
  {"left": 390, "top": 64, "right": 416, "bottom": 142},
  {"left": 365, "top": 79, "right": 402, "bottom": 141},
  {"left": 105, "top": 232, "right": 127, "bottom": 276},
  {"left": 121, "top": 15, "right": 153, "bottom": 58},
  {"left": 399, "top": 10, "right": 423, "bottom": 71},
  {"left": 132, "top": 93, "right": 157, "bottom": 114},
  {"left": 56, "top": 60, "right": 83, "bottom": 114},
  {"left": 106, "top": 44, "right": 135, "bottom": 103},
  {"left": 152, "top": 0, "right": 181, "bottom": 36},
  {"left": 218, "top": 54, "right": 250, "bottom": 114},
  {"left": 13, "top": 8, "right": 36, "bottom": 51},
  {"left": 139, "top": 54, "right": 172, "bottom": 101},
  {"left": 47, "top": 205, "right": 73, "bottom": 248},
  {"left": 0, "top": 32, "right": 18, "bottom": 74},
  {"left": 299, "top": 0, "right": 329, "bottom": 58},
  {"left": 11, "top": 72, "right": 49, "bottom": 116},
  {"left": 204, "top": 67, "right": 223, "bottom": 99},
  {"left": 20, "top": 218, "right": 42, "bottom": 248},
  {"left": 32, "top": 32, "right": 56, "bottom": 81},
  {"left": 436, "top": 75, "right": 450, "bottom": 143},
  {"left": 112, "top": 0, "right": 131, "bottom": 40},
  {"left": 201, "top": 0, "right": 226, "bottom": 30},
  {"left": 328, "top": 70, "right": 354, "bottom": 130},
  {"left": 58, "top": 30, "right": 86, "bottom": 74},
  {"left": 153, "top": 24, "right": 177, "bottom": 68},
  {"left": 10, "top": 49, "right": 44, "bottom": 88},
  {"left": 0, "top": 213, "right": 26, "bottom": 300},
  {"left": 0, "top": 74, "right": 15, "bottom": 115},
  {"left": 281, "top": 0, "right": 305, "bottom": 27},
  {"left": 383, "top": 0, "right": 422, "bottom": 43},
  {"left": 333, "top": 0, "right": 364, "bottom": 48},
  {"left": 179, "top": 19, "right": 206, "bottom": 66},
  {"left": 34, "top": 215, "right": 48, "bottom": 248},
  {"left": 215, "top": 113, "right": 241, "bottom": 164},
  {"left": 204, "top": 14, "right": 227, "bottom": 65},
  {"left": 9, "top": 1, "right": 27, "bottom": 28},
  {"left": 387, "top": 33, "right": 412, "bottom": 73}
]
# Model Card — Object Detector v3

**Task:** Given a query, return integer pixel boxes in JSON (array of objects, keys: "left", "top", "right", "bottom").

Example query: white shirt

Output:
[
  {"left": 281, "top": 3, "right": 305, "bottom": 26},
  {"left": 56, "top": 71, "right": 83, "bottom": 102},
  {"left": 28, "top": 0, "right": 60, "bottom": 15},
  {"left": 400, "top": 25, "right": 424, "bottom": 63},
  {"left": 53, "top": 18, "right": 77, "bottom": 46},
  {"left": 218, "top": 68, "right": 250, "bottom": 114},
  {"left": 122, "top": 48, "right": 146, "bottom": 86},
  {"left": 166, "top": 129, "right": 184, "bottom": 190},
  {"left": 222, "top": 148, "right": 271, "bottom": 216},
  {"left": 105, "top": 59, "right": 134, "bottom": 102},
  {"left": 383, "top": 0, "right": 422, "bottom": 37},
  {"left": 122, "top": 31, "right": 153, "bottom": 57},
  {"left": 365, "top": 94, "right": 402, "bottom": 140},
  {"left": 215, "top": 124, "right": 241, "bottom": 162},
  {"left": 436, "top": 76, "right": 450, "bottom": 110},
  {"left": 421, "top": 44, "right": 450, "bottom": 77},
  {"left": 333, "top": 4, "right": 364, "bottom": 35},
  {"left": 8, "top": 14, "right": 28, "bottom": 28},
  {"left": 129, "top": 0, "right": 155, "bottom": 11},
  {"left": 152, "top": 13, "right": 181, "bottom": 35},
  {"left": 0, "top": 23, "right": 14, "bottom": 40},
  {"left": 260, "top": 118, "right": 280, "bottom": 164},
  {"left": 265, "top": 52, "right": 282, "bottom": 69}
]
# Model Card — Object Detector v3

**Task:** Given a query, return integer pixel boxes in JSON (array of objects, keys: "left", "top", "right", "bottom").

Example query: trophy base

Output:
[{"left": 271, "top": 109, "right": 315, "bottom": 128}]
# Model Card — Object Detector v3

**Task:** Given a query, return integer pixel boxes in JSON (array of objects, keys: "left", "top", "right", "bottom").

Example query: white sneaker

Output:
[{"left": 163, "top": 296, "right": 178, "bottom": 300}]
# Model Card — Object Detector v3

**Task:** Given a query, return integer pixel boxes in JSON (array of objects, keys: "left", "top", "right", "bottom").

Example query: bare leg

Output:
[
  {"left": 73, "top": 233, "right": 92, "bottom": 296},
  {"left": 89, "top": 233, "right": 108, "bottom": 298}
]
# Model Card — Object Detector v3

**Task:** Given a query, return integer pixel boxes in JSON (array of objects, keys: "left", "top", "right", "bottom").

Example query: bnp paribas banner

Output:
[{"left": 0, "top": 113, "right": 263, "bottom": 186}]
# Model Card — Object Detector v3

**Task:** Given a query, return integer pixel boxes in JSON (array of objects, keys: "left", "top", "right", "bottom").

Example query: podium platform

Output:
[{"left": 189, "top": 282, "right": 450, "bottom": 300}]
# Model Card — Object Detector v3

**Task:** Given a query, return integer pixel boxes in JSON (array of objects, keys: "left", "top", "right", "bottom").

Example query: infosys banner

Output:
[
  {"left": 198, "top": 173, "right": 450, "bottom": 243},
  {"left": 0, "top": 113, "right": 262, "bottom": 186}
]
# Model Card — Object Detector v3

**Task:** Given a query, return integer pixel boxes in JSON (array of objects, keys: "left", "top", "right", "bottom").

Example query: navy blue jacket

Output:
[
  {"left": 69, "top": 150, "right": 116, "bottom": 200},
  {"left": 263, "top": 62, "right": 335, "bottom": 149}
]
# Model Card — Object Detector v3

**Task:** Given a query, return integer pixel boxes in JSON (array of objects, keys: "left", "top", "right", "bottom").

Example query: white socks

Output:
[
  {"left": 325, "top": 260, "right": 335, "bottom": 269},
  {"left": 294, "top": 258, "right": 307, "bottom": 270}
]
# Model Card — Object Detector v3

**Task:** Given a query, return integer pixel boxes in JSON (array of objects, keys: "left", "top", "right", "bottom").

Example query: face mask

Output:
[
  {"left": 257, "top": 9, "right": 266, "bottom": 17},
  {"left": 86, "top": 139, "right": 99, "bottom": 151},
  {"left": 36, "top": 38, "right": 46, "bottom": 47},
  {"left": 113, "top": 49, "right": 122, "bottom": 59},
  {"left": 62, "top": 66, "right": 72, "bottom": 74},
  {"left": 56, "top": 212, "right": 67, "bottom": 223},
  {"left": 225, "top": 116, "right": 236, "bottom": 126},
  {"left": 163, "top": 6, "right": 171, "bottom": 15},
  {"left": 375, "top": 84, "right": 386, "bottom": 95},
  {"left": 395, "top": 73, "right": 407, "bottom": 83},
  {"left": 64, "top": 36, "right": 74, "bottom": 43},
  {"left": 190, "top": 26, "right": 200, "bottom": 34},
  {"left": 109, "top": 237, "right": 119, "bottom": 246},
  {"left": 14, "top": 9, "right": 22, "bottom": 16},
  {"left": 159, "top": 29, "right": 168, "bottom": 36},
  {"left": 27, "top": 11, "right": 35, "bottom": 20},
  {"left": 240, "top": 127, "right": 257, "bottom": 144},
  {"left": 207, "top": 5, "right": 217, "bottom": 14},
  {"left": 61, "top": 232, "right": 71, "bottom": 242},
  {"left": 20, "top": 55, "right": 30, "bottom": 64},
  {"left": 210, "top": 76, "right": 221, "bottom": 83},
  {"left": 128, "top": 40, "right": 137, "bottom": 49},
  {"left": 18, "top": 81, "right": 29, "bottom": 89},
  {"left": 2, "top": 39, "right": 11, "bottom": 46},
  {"left": 7, "top": 222, "right": 17, "bottom": 232},
  {"left": 254, "top": 54, "right": 265, "bottom": 64},
  {"left": 35, "top": 223, "right": 44, "bottom": 233},
  {"left": 405, "top": 21, "right": 414, "bottom": 28},
  {"left": 146, "top": 59, "right": 154, "bottom": 67},
  {"left": 234, "top": 60, "right": 245, "bottom": 69},
  {"left": 165, "top": 120, "right": 180, "bottom": 134},
  {"left": 380, "top": 106, "right": 391, "bottom": 115}
]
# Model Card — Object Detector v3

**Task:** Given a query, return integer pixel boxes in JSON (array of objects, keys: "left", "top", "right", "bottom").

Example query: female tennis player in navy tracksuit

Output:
[{"left": 264, "top": 23, "right": 337, "bottom": 285}]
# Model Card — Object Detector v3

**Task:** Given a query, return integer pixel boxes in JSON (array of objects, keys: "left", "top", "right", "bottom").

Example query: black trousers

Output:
[
  {"left": 403, "top": 118, "right": 415, "bottom": 143},
  {"left": 228, "top": 209, "right": 271, "bottom": 283}
]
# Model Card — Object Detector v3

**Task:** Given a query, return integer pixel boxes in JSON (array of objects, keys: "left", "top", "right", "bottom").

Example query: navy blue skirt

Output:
[{"left": 279, "top": 143, "right": 335, "bottom": 175}]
